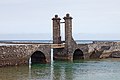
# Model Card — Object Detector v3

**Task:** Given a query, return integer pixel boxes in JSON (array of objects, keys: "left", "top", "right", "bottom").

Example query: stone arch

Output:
[
  {"left": 73, "top": 49, "right": 84, "bottom": 60},
  {"left": 30, "top": 51, "right": 46, "bottom": 64}
]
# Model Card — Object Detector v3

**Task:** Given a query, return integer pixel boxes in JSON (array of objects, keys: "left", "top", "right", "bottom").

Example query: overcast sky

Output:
[{"left": 0, "top": 0, "right": 120, "bottom": 40}]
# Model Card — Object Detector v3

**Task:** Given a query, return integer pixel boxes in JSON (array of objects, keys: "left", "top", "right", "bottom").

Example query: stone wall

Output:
[
  {"left": 0, "top": 44, "right": 51, "bottom": 67},
  {"left": 83, "top": 41, "right": 120, "bottom": 59}
]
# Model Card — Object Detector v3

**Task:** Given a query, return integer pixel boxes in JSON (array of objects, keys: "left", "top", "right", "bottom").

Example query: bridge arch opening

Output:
[
  {"left": 73, "top": 49, "right": 84, "bottom": 60},
  {"left": 30, "top": 51, "right": 46, "bottom": 64}
]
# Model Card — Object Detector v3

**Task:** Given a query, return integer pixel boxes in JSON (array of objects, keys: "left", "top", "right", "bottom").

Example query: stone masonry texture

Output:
[{"left": 0, "top": 44, "right": 51, "bottom": 67}]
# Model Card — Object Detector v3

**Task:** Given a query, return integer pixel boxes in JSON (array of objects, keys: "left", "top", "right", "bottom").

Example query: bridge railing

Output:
[{"left": 51, "top": 44, "right": 65, "bottom": 48}]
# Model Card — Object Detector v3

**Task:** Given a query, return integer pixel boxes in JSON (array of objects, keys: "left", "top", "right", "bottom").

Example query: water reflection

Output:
[
  {"left": 52, "top": 61, "right": 73, "bottom": 80},
  {"left": 1, "top": 59, "right": 120, "bottom": 80},
  {"left": 0, "top": 65, "right": 29, "bottom": 80},
  {"left": 30, "top": 64, "right": 51, "bottom": 80}
]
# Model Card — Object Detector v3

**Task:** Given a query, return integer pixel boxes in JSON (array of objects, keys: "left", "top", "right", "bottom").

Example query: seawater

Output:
[
  {"left": 1, "top": 59, "right": 120, "bottom": 80},
  {"left": 1, "top": 40, "right": 120, "bottom": 80}
]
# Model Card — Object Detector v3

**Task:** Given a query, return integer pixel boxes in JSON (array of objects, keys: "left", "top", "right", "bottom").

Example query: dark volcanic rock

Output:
[{"left": 110, "top": 51, "right": 120, "bottom": 58}]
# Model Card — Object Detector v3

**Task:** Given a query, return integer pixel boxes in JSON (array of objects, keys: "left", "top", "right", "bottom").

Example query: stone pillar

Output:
[
  {"left": 63, "top": 14, "right": 73, "bottom": 59},
  {"left": 52, "top": 15, "right": 61, "bottom": 44},
  {"left": 52, "top": 15, "right": 62, "bottom": 60},
  {"left": 63, "top": 14, "right": 73, "bottom": 48}
]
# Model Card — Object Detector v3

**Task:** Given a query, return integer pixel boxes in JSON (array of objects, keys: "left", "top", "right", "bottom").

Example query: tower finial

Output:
[
  {"left": 55, "top": 15, "right": 58, "bottom": 18},
  {"left": 52, "top": 14, "right": 61, "bottom": 20},
  {"left": 63, "top": 13, "right": 72, "bottom": 19},
  {"left": 66, "top": 13, "right": 70, "bottom": 17}
]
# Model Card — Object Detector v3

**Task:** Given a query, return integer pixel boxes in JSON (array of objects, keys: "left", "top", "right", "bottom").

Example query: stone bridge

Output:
[
  {"left": 0, "top": 43, "right": 65, "bottom": 67},
  {"left": 0, "top": 14, "right": 120, "bottom": 67},
  {"left": 0, "top": 44, "right": 50, "bottom": 66}
]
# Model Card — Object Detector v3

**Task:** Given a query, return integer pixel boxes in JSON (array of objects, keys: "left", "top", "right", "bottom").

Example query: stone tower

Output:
[
  {"left": 64, "top": 14, "right": 74, "bottom": 54},
  {"left": 52, "top": 15, "right": 61, "bottom": 44},
  {"left": 52, "top": 14, "right": 77, "bottom": 61}
]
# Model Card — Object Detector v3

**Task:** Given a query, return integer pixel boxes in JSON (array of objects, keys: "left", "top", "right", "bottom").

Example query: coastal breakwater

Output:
[{"left": 85, "top": 41, "right": 120, "bottom": 59}]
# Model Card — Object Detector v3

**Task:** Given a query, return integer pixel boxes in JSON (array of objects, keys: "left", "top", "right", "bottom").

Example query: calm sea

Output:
[
  {"left": 0, "top": 40, "right": 120, "bottom": 80},
  {"left": 1, "top": 59, "right": 120, "bottom": 80},
  {"left": 1, "top": 40, "right": 120, "bottom": 44}
]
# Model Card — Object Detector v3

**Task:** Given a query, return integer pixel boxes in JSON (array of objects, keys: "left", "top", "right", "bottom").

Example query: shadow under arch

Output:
[
  {"left": 31, "top": 51, "right": 46, "bottom": 64},
  {"left": 73, "top": 49, "right": 84, "bottom": 60}
]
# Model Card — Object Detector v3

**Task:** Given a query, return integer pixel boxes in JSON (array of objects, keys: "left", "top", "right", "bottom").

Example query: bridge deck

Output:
[
  {"left": 0, "top": 42, "right": 65, "bottom": 48},
  {"left": 50, "top": 44, "right": 65, "bottom": 48}
]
